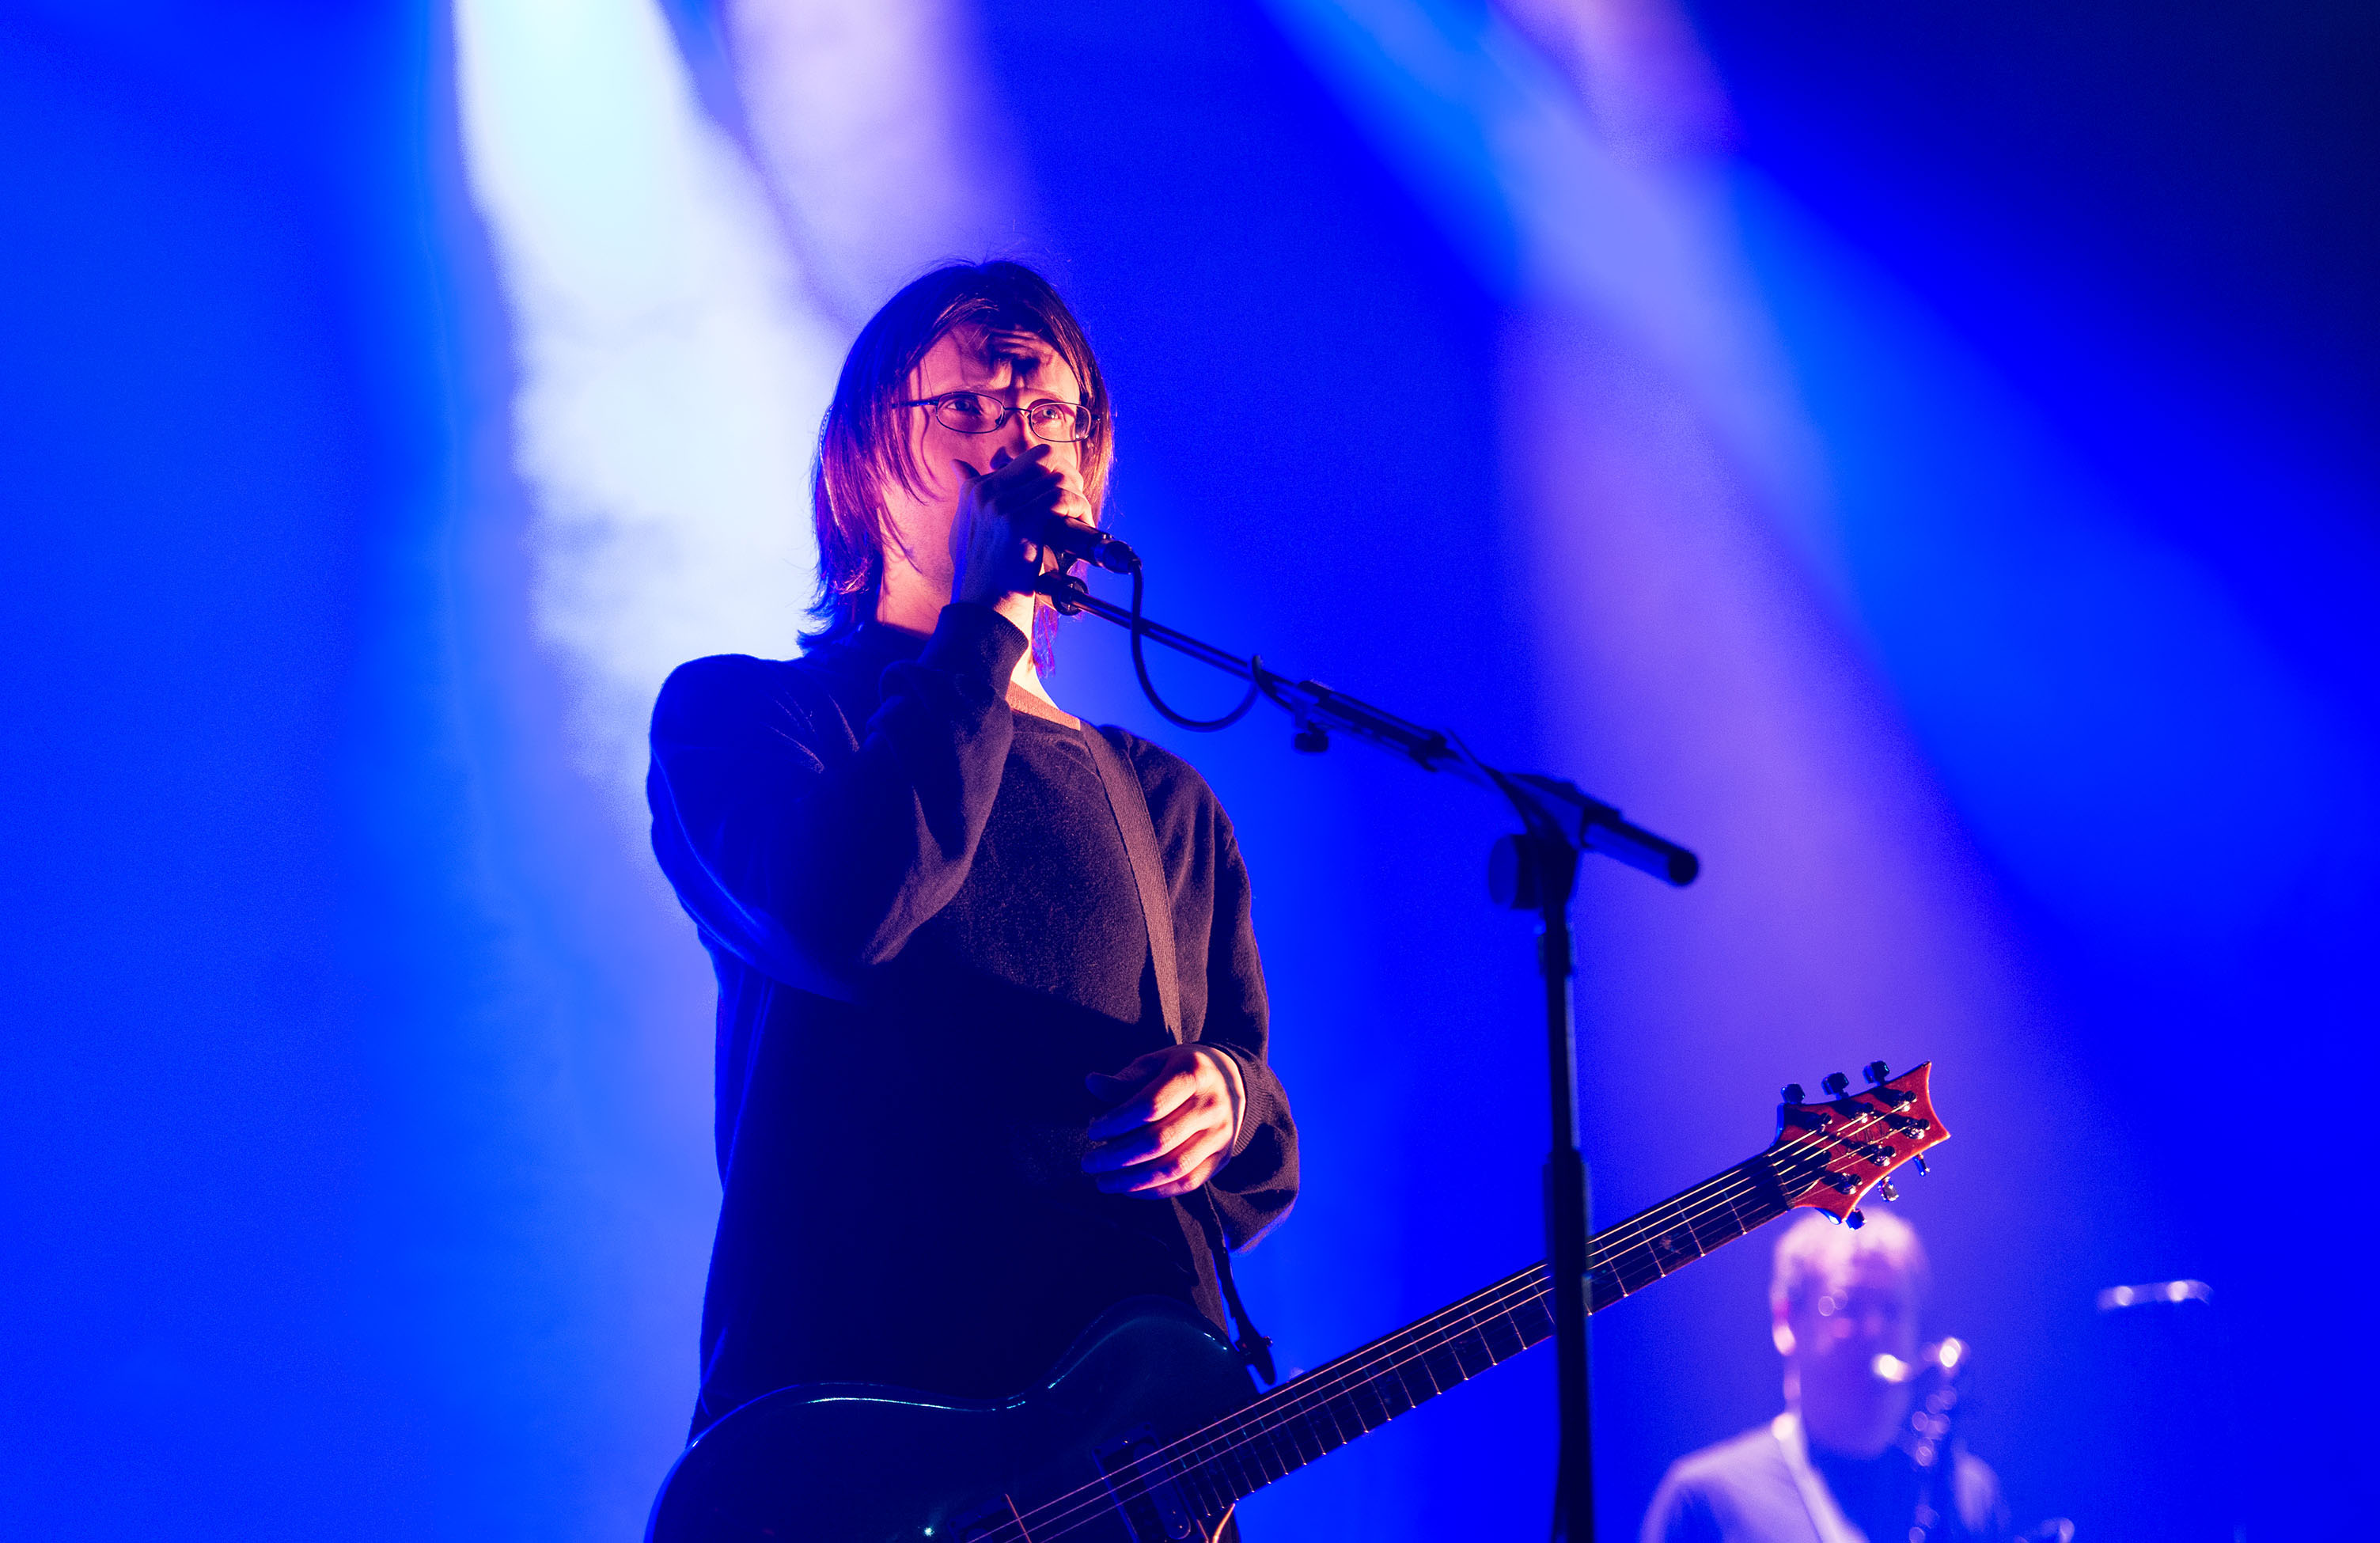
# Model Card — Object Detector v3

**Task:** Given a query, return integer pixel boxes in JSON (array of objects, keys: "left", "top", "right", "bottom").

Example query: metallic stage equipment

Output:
[{"left": 1035, "top": 559, "right": 1696, "bottom": 1541}]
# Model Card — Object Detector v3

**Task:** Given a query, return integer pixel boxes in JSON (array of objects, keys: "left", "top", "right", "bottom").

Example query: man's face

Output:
[
  {"left": 881, "top": 326, "right": 1090, "bottom": 593},
  {"left": 1777, "top": 1248, "right": 1921, "bottom": 1459}
]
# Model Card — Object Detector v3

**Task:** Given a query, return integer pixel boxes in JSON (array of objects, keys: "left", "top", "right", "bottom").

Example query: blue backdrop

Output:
[{"left": 4, "top": 2, "right": 2372, "bottom": 1539}]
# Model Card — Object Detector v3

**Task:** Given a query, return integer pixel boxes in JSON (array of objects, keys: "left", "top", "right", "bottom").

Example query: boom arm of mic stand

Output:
[
  {"left": 1040, "top": 567, "right": 1695, "bottom": 1543},
  {"left": 1037, "top": 573, "right": 1699, "bottom": 888}
]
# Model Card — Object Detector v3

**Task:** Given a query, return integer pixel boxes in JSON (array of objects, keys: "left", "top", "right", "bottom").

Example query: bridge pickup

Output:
[{"left": 1095, "top": 1425, "right": 1199, "bottom": 1542}]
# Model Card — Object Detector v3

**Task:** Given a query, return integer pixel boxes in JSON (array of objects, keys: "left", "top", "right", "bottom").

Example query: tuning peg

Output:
[
  {"left": 1880, "top": 1179, "right": 1900, "bottom": 1202},
  {"left": 1913, "top": 1156, "right": 1930, "bottom": 1176},
  {"left": 1846, "top": 1209, "right": 1866, "bottom": 1230},
  {"left": 1863, "top": 1060, "right": 1890, "bottom": 1086},
  {"left": 1821, "top": 1071, "right": 1851, "bottom": 1099},
  {"left": 1781, "top": 1082, "right": 1806, "bottom": 1105}
]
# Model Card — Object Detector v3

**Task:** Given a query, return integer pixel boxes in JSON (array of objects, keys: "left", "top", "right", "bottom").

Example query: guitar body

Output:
[
  {"left": 647, "top": 1298, "right": 1257, "bottom": 1543},
  {"left": 647, "top": 1064, "right": 1954, "bottom": 1543}
]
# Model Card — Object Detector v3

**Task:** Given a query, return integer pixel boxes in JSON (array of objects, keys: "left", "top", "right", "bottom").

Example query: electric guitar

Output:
[{"left": 647, "top": 1061, "right": 1952, "bottom": 1543}]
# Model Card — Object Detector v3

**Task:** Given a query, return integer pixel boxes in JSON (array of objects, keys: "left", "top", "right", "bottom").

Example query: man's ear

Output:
[{"left": 1771, "top": 1301, "right": 1796, "bottom": 1357}]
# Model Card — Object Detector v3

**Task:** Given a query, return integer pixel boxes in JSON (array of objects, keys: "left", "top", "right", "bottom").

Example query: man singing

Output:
[
  {"left": 645, "top": 262, "right": 1298, "bottom": 1463},
  {"left": 1642, "top": 1212, "right": 2011, "bottom": 1543}
]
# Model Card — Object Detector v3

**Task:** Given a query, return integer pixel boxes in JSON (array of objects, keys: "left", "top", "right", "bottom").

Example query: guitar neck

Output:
[{"left": 1166, "top": 1154, "right": 1794, "bottom": 1510}]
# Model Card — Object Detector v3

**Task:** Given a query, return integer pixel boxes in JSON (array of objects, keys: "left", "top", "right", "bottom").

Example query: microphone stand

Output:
[{"left": 1038, "top": 570, "right": 1699, "bottom": 1543}]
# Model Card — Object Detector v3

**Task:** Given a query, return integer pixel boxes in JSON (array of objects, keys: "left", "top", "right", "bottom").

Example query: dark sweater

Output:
[{"left": 646, "top": 603, "right": 1298, "bottom": 1431}]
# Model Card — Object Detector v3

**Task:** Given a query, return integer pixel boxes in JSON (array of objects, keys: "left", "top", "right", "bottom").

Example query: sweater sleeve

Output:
[
  {"left": 645, "top": 605, "right": 1030, "bottom": 998},
  {"left": 1194, "top": 805, "right": 1299, "bottom": 1250}
]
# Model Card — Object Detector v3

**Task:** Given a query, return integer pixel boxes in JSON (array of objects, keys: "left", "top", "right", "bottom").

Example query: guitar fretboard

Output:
[{"left": 1158, "top": 1153, "right": 1798, "bottom": 1514}]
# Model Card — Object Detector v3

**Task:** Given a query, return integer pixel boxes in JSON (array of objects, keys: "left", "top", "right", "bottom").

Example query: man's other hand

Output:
[{"left": 1082, "top": 1044, "right": 1245, "bottom": 1198}]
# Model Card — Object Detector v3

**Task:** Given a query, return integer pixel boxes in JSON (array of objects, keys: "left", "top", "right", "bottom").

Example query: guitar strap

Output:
[{"left": 1080, "top": 723, "right": 1277, "bottom": 1386}]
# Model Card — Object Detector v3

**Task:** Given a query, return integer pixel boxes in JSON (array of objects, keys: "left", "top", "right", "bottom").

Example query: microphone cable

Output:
[{"left": 1122, "top": 560, "right": 1265, "bottom": 732}]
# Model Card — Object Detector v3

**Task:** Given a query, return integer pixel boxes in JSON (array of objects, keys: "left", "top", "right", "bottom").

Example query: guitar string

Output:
[
  {"left": 982, "top": 1258, "right": 1571, "bottom": 1542},
  {"left": 1150, "top": 1135, "right": 1838, "bottom": 1478},
  {"left": 996, "top": 1201, "right": 1799, "bottom": 1543},
  {"left": 998, "top": 1110, "right": 1912, "bottom": 1543},
  {"left": 1006, "top": 1170, "right": 1873, "bottom": 1543},
  {"left": 987, "top": 1106, "right": 1923, "bottom": 1543},
  {"left": 1151, "top": 1111, "right": 1906, "bottom": 1474},
  {"left": 1008, "top": 1110, "right": 1918, "bottom": 1543},
  {"left": 987, "top": 1266, "right": 1572, "bottom": 1543}
]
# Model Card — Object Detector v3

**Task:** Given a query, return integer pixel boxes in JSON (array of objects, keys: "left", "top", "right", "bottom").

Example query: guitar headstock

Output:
[{"left": 1766, "top": 1061, "right": 1950, "bottom": 1225}]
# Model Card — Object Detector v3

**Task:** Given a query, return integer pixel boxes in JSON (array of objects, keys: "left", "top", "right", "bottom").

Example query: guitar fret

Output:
[
  {"left": 1685, "top": 1178, "right": 1752, "bottom": 1253},
  {"left": 1648, "top": 1220, "right": 1704, "bottom": 1275},
  {"left": 1224, "top": 1440, "right": 1260, "bottom": 1496},
  {"left": 1309, "top": 1406, "right": 1346, "bottom": 1453},
  {"left": 1309, "top": 1404, "right": 1343, "bottom": 1453},
  {"left": 1301, "top": 1403, "right": 1339, "bottom": 1452},
  {"left": 1177, "top": 1457, "right": 1223, "bottom": 1519},
  {"left": 1304, "top": 1400, "right": 1342, "bottom": 1457},
  {"left": 1608, "top": 1242, "right": 1662, "bottom": 1295}
]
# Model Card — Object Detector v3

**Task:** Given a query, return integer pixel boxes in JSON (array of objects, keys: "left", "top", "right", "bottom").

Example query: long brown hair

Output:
[{"left": 805, "top": 261, "right": 1113, "bottom": 650}]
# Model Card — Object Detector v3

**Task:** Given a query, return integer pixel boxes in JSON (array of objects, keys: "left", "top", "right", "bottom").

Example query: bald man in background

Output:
[{"left": 1642, "top": 1213, "right": 2010, "bottom": 1543}]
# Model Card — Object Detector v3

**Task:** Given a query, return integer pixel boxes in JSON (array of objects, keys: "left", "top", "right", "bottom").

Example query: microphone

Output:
[
  {"left": 980, "top": 446, "right": 1139, "bottom": 573},
  {"left": 1025, "top": 509, "right": 1141, "bottom": 574},
  {"left": 1872, "top": 1336, "right": 1966, "bottom": 1385}
]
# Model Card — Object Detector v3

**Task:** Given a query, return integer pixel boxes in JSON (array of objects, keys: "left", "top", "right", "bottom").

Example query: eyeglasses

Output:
[{"left": 897, "top": 391, "right": 1095, "bottom": 443}]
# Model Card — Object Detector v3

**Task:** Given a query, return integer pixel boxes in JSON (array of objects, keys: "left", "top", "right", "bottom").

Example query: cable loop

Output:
[{"left": 1127, "top": 565, "right": 1263, "bottom": 731}]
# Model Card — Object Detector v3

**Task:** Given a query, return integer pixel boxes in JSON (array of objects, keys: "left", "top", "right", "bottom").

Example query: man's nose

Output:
[{"left": 991, "top": 406, "right": 1034, "bottom": 454}]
